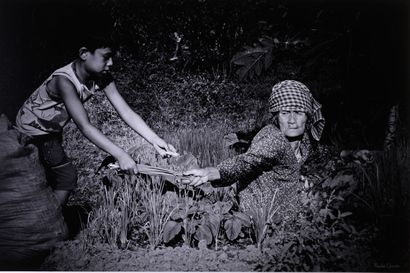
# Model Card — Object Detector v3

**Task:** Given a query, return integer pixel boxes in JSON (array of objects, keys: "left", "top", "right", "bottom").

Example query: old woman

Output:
[{"left": 182, "top": 80, "right": 325, "bottom": 222}]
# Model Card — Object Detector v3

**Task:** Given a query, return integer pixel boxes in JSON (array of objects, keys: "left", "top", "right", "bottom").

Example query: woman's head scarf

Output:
[{"left": 268, "top": 80, "right": 325, "bottom": 141}]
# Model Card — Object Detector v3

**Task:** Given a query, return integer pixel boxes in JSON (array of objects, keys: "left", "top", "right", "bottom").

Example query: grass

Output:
[
  {"left": 139, "top": 176, "right": 177, "bottom": 250},
  {"left": 58, "top": 53, "right": 409, "bottom": 271},
  {"left": 241, "top": 189, "right": 280, "bottom": 250},
  {"left": 84, "top": 173, "right": 140, "bottom": 249},
  {"left": 167, "top": 127, "right": 238, "bottom": 168}
]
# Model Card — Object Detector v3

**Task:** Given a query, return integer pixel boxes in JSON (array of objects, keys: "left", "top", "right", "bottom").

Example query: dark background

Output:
[{"left": 0, "top": 0, "right": 409, "bottom": 148}]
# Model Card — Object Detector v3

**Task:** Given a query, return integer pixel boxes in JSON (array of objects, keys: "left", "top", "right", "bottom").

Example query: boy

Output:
[{"left": 15, "top": 36, "right": 178, "bottom": 206}]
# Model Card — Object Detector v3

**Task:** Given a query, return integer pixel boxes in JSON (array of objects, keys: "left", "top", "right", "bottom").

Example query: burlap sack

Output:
[{"left": 0, "top": 114, "right": 68, "bottom": 269}]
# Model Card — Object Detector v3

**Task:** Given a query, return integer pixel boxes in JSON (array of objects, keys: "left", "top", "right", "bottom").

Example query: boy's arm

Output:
[
  {"left": 103, "top": 82, "right": 178, "bottom": 157},
  {"left": 55, "top": 76, "right": 138, "bottom": 173}
]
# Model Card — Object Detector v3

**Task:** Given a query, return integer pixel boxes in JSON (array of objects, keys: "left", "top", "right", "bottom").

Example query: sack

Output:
[{"left": 0, "top": 114, "right": 68, "bottom": 269}]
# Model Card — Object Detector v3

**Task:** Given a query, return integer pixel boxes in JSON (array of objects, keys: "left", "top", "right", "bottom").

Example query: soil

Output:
[
  {"left": 40, "top": 204, "right": 267, "bottom": 271},
  {"left": 41, "top": 240, "right": 266, "bottom": 271}
]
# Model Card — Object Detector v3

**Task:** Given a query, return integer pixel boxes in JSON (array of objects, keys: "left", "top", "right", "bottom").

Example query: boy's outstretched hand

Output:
[
  {"left": 117, "top": 152, "right": 139, "bottom": 174},
  {"left": 153, "top": 139, "right": 179, "bottom": 158}
]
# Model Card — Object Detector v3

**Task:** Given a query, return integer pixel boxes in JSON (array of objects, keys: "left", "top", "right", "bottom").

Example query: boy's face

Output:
[{"left": 84, "top": 47, "right": 113, "bottom": 76}]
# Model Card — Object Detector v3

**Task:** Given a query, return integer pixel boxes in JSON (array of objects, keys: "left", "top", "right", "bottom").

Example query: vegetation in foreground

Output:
[{"left": 39, "top": 52, "right": 409, "bottom": 271}]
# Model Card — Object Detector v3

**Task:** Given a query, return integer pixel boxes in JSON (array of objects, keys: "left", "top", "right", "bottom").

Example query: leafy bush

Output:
[
  {"left": 257, "top": 169, "right": 375, "bottom": 271},
  {"left": 98, "top": 0, "right": 284, "bottom": 71},
  {"left": 111, "top": 48, "right": 270, "bottom": 132},
  {"left": 231, "top": 35, "right": 310, "bottom": 81}
]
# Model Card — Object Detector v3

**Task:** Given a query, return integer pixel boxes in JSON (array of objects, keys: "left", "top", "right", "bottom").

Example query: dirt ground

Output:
[{"left": 41, "top": 239, "right": 266, "bottom": 271}]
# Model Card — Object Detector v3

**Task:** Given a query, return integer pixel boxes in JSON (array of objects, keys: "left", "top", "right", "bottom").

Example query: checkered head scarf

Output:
[{"left": 269, "top": 80, "right": 325, "bottom": 141}]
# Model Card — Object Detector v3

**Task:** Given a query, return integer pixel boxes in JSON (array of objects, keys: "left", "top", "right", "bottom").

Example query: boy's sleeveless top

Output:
[{"left": 15, "top": 63, "right": 97, "bottom": 136}]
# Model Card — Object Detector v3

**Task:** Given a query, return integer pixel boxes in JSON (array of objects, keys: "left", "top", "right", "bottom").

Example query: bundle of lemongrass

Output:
[
  {"left": 136, "top": 164, "right": 184, "bottom": 184},
  {"left": 107, "top": 162, "right": 185, "bottom": 185}
]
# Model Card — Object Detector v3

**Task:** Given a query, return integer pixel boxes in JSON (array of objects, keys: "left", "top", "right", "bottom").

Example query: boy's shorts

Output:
[{"left": 30, "top": 133, "right": 77, "bottom": 191}]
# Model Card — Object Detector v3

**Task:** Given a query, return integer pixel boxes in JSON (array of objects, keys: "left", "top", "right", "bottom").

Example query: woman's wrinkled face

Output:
[{"left": 278, "top": 110, "right": 308, "bottom": 138}]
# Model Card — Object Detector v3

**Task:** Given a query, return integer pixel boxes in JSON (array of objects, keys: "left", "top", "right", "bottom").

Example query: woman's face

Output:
[{"left": 278, "top": 110, "right": 308, "bottom": 138}]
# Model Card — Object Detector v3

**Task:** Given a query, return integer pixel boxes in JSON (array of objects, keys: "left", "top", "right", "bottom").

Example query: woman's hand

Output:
[
  {"left": 181, "top": 167, "right": 220, "bottom": 187},
  {"left": 116, "top": 152, "right": 139, "bottom": 174},
  {"left": 153, "top": 138, "right": 179, "bottom": 158}
]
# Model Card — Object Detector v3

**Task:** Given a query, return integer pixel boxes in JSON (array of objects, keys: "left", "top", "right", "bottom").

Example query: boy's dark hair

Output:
[
  {"left": 78, "top": 33, "right": 118, "bottom": 53},
  {"left": 75, "top": 21, "right": 118, "bottom": 53}
]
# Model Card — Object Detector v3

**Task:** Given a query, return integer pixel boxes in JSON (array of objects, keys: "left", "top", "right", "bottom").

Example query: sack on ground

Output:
[{"left": 0, "top": 114, "right": 68, "bottom": 268}]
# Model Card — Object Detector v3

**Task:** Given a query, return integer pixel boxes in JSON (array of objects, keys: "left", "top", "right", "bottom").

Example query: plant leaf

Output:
[
  {"left": 187, "top": 205, "right": 198, "bottom": 215},
  {"left": 231, "top": 47, "right": 267, "bottom": 65},
  {"left": 221, "top": 202, "right": 233, "bottom": 214},
  {"left": 231, "top": 47, "right": 271, "bottom": 81},
  {"left": 233, "top": 211, "right": 251, "bottom": 227},
  {"left": 264, "top": 48, "right": 273, "bottom": 69},
  {"left": 339, "top": 211, "right": 352, "bottom": 218},
  {"left": 258, "top": 36, "right": 274, "bottom": 48},
  {"left": 171, "top": 209, "right": 185, "bottom": 220},
  {"left": 195, "top": 224, "right": 213, "bottom": 245},
  {"left": 163, "top": 220, "right": 182, "bottom": 243},
  {"left": 208, "top": 214, "right": 222, "bottom": 236},
  {"left": 224, "top": 218, "right": 242, "bottom": 241}
]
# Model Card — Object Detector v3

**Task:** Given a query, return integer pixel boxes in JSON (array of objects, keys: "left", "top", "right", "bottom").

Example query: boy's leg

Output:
[
  {"left": 31, "top": 134, "right": 78, "bottom": 206},
  {"left": 54, "top": 190, "right": 71, "bottom": 206},
  {"left": 48, "top": 161, "right": 77, "bottom": 206}
]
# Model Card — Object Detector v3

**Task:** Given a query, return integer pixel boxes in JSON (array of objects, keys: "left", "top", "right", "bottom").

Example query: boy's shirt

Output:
[{"left": 15, "top": 63, "right": 112, "bottom": 136}]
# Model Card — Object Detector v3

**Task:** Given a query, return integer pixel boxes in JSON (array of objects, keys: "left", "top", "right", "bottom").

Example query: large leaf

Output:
[
  {"left": 264, "top": 47, "right": 273, "bottom": 69},
  {"left": 211, "top": 201, "right": 232, "bottom": 215},
  {"left": 232, "top": 211, "right": 251, "bottom": 227},
  {"left": 208, "top": 214, "right": 222, "bottom": 236},
  {"left": 224, "top": 218, "right": 242, "bottom": 241},
  {"left": 194, "top": 224, "right": 213, "bottom": 245},
  {"left": 231, "top": 47, "right": 272, "bottom": 81},
  {"left": 221, "top": 202, "right": 233, "bottom": 215},
  {"left": 258, "top": 36, "right": 274, "bottom": 48},
  {"left": 170, "top": 208, "right": 185, "bottom": 221},
  {"left": 186, "top": 220, "right": 198, "bottom": 234},
  {"left": 323, "top": 174, "right": 354, "bottom": 189},
  {"left": 163, "top": 220, "right": 182, "bottom": 243},
  {"left": 187, "top": 204, "right": 199, "bottom": 215},
  {"left": 231, "top": 47, "right": 267, "bottom": 65}
]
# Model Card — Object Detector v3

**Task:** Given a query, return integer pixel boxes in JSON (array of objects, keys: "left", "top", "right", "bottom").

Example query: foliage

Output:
[
  {"left": 96, "top": 0, "right": 353, "bottom": 100},
  {"left": 169, "top": 127, "right": 237, "bottom": 168},
  {"left": 139, "top": 176, "right": 178, "bottom": 250},
  {"left": 81, "top": 141, "right": 381, "bottom": 271},
  {"left": 98, "top": 0, "right": 286, "bottom": 72},
  {"left": 85, "top": 172, "right": 141, "bottom": 249},
  {"left": 354, "top": 138, "right": 409, "bottom": 218},
  {"left": 57, "top": 27, "right": 408, "bottom": 269},
  {"left": 231, "top": 35, "right": 310, "bottom": 81},
  {"left": 231, "top": 42, "right": 273, "bottom": 81},
  {"left": 194, "top": 200, "right": 232, "bottom": 250},
  {"left": 111, "top": 47, "right": 270, "bottom": 132},
  {"left": 258, "top": 167, "right": 375, "bottom": 271},
  {"left": 162, "top": 186, "right": 247, "bottom": 250},
  {"left": 241, "top": 189, "right": 279, "bottom": 250},
  {"left": 164, "top": 186, "right": 201, "bottom": 247},
  {"left": 59, "top": 94, "right": 408, "bottom": 272}
]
